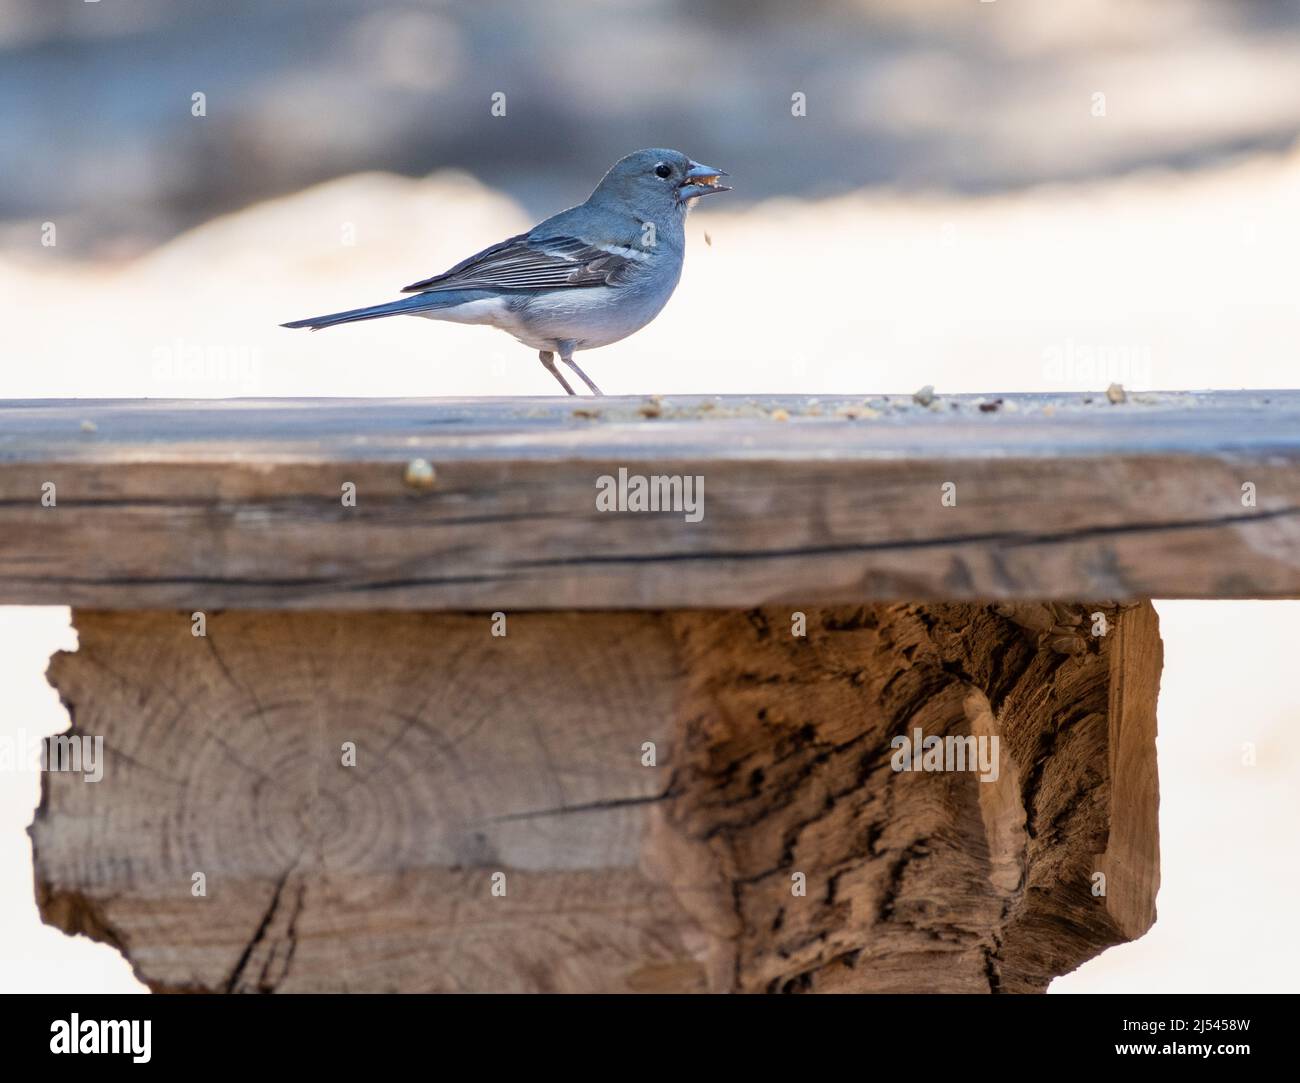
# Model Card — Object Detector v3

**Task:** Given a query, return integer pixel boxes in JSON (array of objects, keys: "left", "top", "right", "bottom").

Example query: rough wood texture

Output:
[
  {"left": 0, "top": 392, "right": 1297, "bottom": 607},
  {"left": 32, "top": 602, "right": 1160, "bottom": 992}
]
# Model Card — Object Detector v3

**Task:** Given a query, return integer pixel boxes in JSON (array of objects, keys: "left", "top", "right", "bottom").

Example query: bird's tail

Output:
[{"left": 280, "top": 291, "right": 478, "bottom": 331}]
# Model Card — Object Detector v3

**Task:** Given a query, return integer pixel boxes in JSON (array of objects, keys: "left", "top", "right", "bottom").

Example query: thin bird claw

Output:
[
  {"left": 562, "top": 357, "right": 603, "bottom": 396},
  {"left": 539, "top": 351, "right": 576, "bottom": 395}
]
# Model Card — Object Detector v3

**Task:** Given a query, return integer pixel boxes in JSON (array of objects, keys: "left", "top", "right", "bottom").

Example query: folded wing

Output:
[{"left": 401, "top": 233, "right": 648, "bottom": 294}]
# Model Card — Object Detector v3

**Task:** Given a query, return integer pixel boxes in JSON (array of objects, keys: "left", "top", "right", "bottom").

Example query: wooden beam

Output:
[
  {"left": 1, "top": 393, "right": 1297, "bottom": 608},
  {"left": 32, "top": 602, "right": 1160, "bottom": 993}
]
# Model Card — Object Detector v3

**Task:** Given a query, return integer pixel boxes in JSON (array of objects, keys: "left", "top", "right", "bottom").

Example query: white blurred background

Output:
[{"left": 1, "top": 0, "right": 1298, "bottom": 992}]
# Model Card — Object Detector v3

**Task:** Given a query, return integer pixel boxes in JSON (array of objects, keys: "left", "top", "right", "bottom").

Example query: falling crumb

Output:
[
  {"left": 704, "top": 231, "right": 712, "bottom": 247},
  {"left": 770, "top": 407, "right": 790, "bottom": 422},
  {"left": 1106, "top": 382, "right": 1127, "bottom": 404},
  {"left": 912, "top": 385, "right": 936, "bottom": 407},
  {"left": 403, "top": 458, "right": 436, "bottom": 490},
  {"left": 79, "top": 420, "right": 97, "bottom": 433}
]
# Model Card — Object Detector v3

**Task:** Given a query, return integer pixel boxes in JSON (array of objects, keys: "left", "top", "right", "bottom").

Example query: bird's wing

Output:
[{"left": 400, "top": 233, "right": 648, "bottom": 293}]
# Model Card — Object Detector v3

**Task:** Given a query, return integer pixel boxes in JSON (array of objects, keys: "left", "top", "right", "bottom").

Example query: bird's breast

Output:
[{"left": 512, "top": 256, "right": 683, "bottom": 350}]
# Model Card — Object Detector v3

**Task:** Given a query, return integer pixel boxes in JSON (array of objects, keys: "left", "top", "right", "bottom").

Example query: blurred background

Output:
[
  {"left": 1, "top": 0, "right": 1298, "bottom": 992},
  {"left": 2, "top": 0, "right": 1299, "bottom": 396},
  {"left": 6, "top": 0, "right": 1300, "bottom": 257}
]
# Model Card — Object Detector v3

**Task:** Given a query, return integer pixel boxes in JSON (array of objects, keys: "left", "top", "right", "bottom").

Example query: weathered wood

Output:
[
  {"left": 1, "top": 393, "right": 1296, "bottom": 608},
  {"left": 32, "top": 602, "right": 1160, "bottom": 992}
]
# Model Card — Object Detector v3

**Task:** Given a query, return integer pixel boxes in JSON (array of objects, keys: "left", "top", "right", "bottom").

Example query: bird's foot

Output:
[
  {"left": 539, "top": 351, "right": 576, "bottom": 395},
  {"left": 562, "top": 356, "right": 603, "bottom": 396}
]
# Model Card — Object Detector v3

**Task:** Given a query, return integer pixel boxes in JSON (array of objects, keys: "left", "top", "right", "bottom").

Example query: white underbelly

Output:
[
  {"left": 413, "top": 273, "right": 679, "bottom": 352},
  {"left": 414, "top": 298, "right": 510, "bottom": 326}
]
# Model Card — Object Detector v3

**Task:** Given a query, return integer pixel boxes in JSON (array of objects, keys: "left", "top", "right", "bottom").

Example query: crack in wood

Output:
[
  {"left": 487, "top": 791, "right": 674, "bottom": 822},
  {"left": 224, "top": 863, "right": 301, "bottom": 995}
]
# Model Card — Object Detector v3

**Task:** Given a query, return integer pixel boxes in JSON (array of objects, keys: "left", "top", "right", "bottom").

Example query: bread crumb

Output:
[{"left": 403, "top": 458, "right": 436, "bottom": 490}]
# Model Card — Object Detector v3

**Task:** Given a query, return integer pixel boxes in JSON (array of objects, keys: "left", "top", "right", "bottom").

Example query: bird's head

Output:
[{"left": 588, "top": 148, "right": 731, "bottom": 217}]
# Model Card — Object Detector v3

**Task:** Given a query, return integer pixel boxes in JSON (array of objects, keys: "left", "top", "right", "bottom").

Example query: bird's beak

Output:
[{"left": 678, "top": 161, "right": 731, "bottom": 202}]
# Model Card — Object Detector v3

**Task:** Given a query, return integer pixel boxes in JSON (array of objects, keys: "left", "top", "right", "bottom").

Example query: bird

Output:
[{"left": 281, "top": 148, "right": 730, "bottom": 395}]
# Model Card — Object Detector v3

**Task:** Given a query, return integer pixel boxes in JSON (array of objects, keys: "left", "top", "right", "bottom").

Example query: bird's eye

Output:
[{"left": 654, "top": 163, "right": 672, "bottom": 179}]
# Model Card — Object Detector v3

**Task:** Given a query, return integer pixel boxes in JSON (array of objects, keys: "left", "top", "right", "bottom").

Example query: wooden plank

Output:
[
  {"left": 32, "top": 603, "right": 1160, "bottom": 993},
  {"left": 1, "top": 392, "right": 1297, "bottom": 607}
]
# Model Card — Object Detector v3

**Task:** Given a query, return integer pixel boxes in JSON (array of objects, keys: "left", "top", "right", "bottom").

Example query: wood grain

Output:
[
  {"left": 32, "top": 602, "right": 1160, "bottom": 992},
  {"left": 1, "top": 393, "right": 1297, "bottom": 607}
]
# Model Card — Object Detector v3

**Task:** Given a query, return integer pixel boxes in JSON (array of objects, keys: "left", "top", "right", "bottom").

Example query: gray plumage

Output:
[{"left": 282, "top": 148, "right": 730, "bottom": 395}]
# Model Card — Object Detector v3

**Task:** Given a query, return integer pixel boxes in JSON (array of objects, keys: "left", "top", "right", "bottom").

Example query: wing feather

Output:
[{"left": 401, "top": 234, "right": 644, "bottom": 293}]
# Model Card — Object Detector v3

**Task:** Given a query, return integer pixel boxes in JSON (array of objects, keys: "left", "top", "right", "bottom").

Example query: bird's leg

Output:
[
  {"left": 561, "top": 354, "right": 603, "bottom": 396},
  {"left": 539, "top": 350, "right": 576, "bottom": 395}
]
